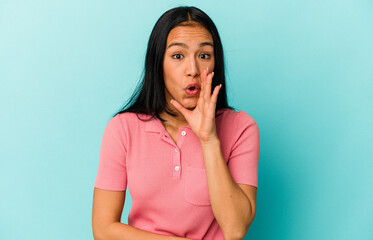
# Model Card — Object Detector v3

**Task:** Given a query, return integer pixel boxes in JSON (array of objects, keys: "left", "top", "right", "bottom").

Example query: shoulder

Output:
[
  {"left": 218, "top": 108, "right": 258, "bottom": 127},
  {"left": 114, "top": 111, "right": 140, "bottom": 122},
  {"left": 113, "top": 112, "right": 152, "bottom": 127},
  {"left": 109, "top": 112, "right": 156, "bottom": 137}
]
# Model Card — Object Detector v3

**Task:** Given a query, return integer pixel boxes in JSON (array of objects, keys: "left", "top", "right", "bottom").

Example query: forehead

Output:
[{"left": 166, "top": 25, "right": 213, "bottom": 44}]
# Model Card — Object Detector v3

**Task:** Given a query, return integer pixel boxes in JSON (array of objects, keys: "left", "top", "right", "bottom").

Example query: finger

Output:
[
  {"left": 205, "top": 71, "right": 214, "bottom": 103},
  {"left": 211, "top": 84, "right": 222, "bottom": 110},
  {"left": 204, "top": 68, "right": 211, "bottom": 101},
  {"left": 198, "top": 70, "right": 205, "bottom": 106},
  {"left": 170, "top": 99, "right": 190, "bottom": 119},
  {"left": 201, "top": 68, "right": 207, "bottom": 95}
]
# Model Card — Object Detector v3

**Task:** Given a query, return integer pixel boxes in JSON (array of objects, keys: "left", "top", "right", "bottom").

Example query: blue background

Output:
[{"left": 1, "top": 0, "right": 372, "bottom": 239}]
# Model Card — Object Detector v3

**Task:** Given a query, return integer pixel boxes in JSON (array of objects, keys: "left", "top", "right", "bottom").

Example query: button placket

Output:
[
  {"left": 161, "top": 132, "right": 176, "bottom": 147},
  {"left": 173, "top": 147, "right": 181, "bottom": 177},
  {"left": 171, "top": 128, "right": 188, "bottom": 178}
]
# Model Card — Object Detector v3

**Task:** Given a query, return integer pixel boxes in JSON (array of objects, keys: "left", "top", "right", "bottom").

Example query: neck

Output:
[{"left": 159, "top": 109, "right": 189, "bottom": 129}]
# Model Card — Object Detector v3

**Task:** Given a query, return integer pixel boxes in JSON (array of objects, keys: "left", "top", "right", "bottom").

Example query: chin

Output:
[
  {"left": 176, "top": 97, "right": 197, "bottom": 110},
  {"left": 184, "top": 100, "right": 197, "bottom": 108}
]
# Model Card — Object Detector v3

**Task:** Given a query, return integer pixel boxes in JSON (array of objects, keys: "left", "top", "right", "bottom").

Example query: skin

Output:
[
  {"left": 160, "top": 23, "right": 218, "bottom": 140},
  {"left": 92, "top": 22, "right": 256, "bottom": 240},
  {"left": 161, "top": 23, "right": 257, "bottom": 239}
]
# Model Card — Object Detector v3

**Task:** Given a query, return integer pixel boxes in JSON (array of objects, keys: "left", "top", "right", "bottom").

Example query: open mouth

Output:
[{"left": 186, "top": 86, "right": 199, "bottom": 96}]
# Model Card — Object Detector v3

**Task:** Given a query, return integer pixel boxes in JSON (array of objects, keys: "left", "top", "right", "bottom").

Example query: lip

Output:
[
  {"left": 185, "top": 87, "right": 199, "bottom": 96},
  {"left": 185, "top": 83, "right": 200, "bottom": 90}
]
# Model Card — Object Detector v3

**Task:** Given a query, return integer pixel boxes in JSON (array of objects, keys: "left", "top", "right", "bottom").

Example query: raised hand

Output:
[{"left": 170, "top": 67, "right": 222, "bottom": 143}]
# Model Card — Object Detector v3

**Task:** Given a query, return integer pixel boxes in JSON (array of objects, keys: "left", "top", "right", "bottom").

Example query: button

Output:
[
  {"left": 174, "top": 166, "right": 180, "bottom": 171},
  {"left": 174, "top": 148, "right": 179, "bottom": 152},
  {"left": 181, "top": 131, "right": 186, "bottom": 136}
]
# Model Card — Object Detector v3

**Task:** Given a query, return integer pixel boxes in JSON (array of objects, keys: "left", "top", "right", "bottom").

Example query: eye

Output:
[
  {"left": 199, "top": 53, "right": 211, "bottom": 59},
  {"left": 172, "top": 54, "right": 183, "bottom": 59}
]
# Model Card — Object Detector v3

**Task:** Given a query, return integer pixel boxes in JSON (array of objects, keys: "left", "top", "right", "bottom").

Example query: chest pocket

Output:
[{"left": 184, "top": 166, "right": 211, "bottom": 206}]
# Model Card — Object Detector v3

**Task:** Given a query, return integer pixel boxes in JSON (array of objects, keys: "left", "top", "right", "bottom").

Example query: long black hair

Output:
[{"left": 112, "top": 6, "right": 236, "bottom": 122}]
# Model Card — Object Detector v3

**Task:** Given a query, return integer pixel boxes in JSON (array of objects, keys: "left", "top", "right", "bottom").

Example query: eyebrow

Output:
[{"left": 167, "top": 42, "right": 214, "bottom": 49}]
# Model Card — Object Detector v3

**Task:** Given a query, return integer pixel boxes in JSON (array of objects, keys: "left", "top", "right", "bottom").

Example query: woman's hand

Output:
[{"left": 170, "top": 67, "right": 222, "bottom": 143}]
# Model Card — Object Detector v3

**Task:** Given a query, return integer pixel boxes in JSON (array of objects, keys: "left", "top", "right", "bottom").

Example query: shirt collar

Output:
[
  {"left": 144, "top": 109, "right": 225, "bottom": 133},
  {"left": 145, "top": 117, "right": 192, "bottom": 133},
  {"left": 144, "top": 116, "right": 162, "bottom": 133}
]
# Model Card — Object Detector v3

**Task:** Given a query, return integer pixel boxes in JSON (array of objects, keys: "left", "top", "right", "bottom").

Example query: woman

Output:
[{"left": 92, "top": 6, "right": 259, "bottom": 240}]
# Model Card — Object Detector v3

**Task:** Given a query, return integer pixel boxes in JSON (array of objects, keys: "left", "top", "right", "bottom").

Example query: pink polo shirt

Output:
[{"left": 94, "top": 108, "right": 259, "bottom": 239}]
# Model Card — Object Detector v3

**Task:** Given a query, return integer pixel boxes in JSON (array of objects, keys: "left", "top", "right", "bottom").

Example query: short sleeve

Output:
[
  {"left": 94, "top": 115, "right": 127, "bottom": 191},
  {"left": 227, "top": 111, "right": 260, "bottom": 188}
]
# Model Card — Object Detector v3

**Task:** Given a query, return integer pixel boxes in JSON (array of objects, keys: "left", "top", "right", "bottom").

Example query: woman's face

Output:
[{"left": 163, "top": 24, "right": 215, "bottom": 111}]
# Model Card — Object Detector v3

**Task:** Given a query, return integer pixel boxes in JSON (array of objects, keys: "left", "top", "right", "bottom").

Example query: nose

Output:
[{"left": 185, "top": 56, "right": 200, "bottom": 78}]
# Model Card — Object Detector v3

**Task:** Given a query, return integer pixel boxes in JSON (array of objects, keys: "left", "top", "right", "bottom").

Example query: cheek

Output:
[
  {"left": 198, "top": 58, "right": 215, "bottom": 72},
  {"left": 209, "top": 58, "right": 215, "bottom": 71},
  {"left": 164, "top": 63, "right": 183, "bottom": 84},
  {"left": 163, "top": 71, "right": 179, "bottom": 93},
  {"left": 163, "top": 59, "right": 179, "bottom": 77}
]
